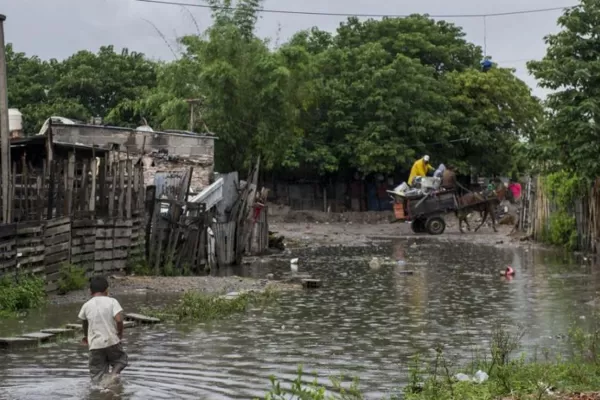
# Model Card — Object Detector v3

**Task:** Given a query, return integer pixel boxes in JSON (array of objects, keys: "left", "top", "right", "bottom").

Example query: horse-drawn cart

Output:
[{"left": 392, "top": 190, "right": 458, "bottom": 235}]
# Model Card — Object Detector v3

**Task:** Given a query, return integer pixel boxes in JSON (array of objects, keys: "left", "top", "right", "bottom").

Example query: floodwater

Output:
[{"left": 1, "top": 238, "right": 599, "bottom": 399}]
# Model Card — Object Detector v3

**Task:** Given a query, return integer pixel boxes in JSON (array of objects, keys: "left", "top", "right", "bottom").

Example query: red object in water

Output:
[{"left": 505, "top": 266, "right": 515, "bottom": 276}]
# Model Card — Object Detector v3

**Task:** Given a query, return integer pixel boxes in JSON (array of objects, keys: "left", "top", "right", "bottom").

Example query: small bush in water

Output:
[
  {"left": 57, "top": 264, "right": 88, "bottom": 295},
  {"left": 0, "top": 275, "right": 46, "bottom": 314},
  {"left": 146, "top": 287, "right": 278, "bottom": 322}
]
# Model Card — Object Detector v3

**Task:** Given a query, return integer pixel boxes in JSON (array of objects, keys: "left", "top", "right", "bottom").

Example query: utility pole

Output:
[
  {"left": 185, "top": 98, "right": 202, "bottom": 133},
  {"left": 0, "top": 14, "right": 11, "bottom": 223}
]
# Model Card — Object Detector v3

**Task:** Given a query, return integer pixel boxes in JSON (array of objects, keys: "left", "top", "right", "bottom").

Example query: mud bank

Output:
[
  {"left": 271, "top": 215, "right": 528, "bottom": 249},
  {"left": 49, "top": 275, "right": 276, "bottom": 305}
]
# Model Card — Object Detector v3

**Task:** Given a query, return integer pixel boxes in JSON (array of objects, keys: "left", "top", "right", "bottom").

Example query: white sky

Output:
[{"left": 3, "top": 0, "right": 571, "bottom": 98}]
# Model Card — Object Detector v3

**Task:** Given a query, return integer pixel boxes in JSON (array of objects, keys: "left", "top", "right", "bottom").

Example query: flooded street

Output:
[{"left": 1, "top": 237, "right": 598, "bottom": 399}]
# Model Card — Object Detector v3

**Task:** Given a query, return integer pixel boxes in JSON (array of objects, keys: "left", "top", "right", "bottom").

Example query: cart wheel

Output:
[
  {"left": 411, "top": 218, "right": 426, "bottom": 233},
  {"left": 426, "top": 217, "right": 446, "bottom": 235}
]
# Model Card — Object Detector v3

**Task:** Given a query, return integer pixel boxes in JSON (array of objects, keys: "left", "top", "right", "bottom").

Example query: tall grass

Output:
[{"left": 144, "top": 287, "right": 278, "bottom": 322}]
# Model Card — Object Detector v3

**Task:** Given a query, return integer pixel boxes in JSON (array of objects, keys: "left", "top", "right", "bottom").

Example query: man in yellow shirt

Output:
[{"left": 408, "top": 155, "right": 434, "bottom": 185}]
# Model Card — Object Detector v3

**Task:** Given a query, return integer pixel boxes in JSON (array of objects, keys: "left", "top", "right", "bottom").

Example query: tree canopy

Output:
[
  {"left": 528, "top": 0, "right": 600, "bottom": 181},
  {"left": 6, "top": 0, "right": 541, "bottom": 177}
]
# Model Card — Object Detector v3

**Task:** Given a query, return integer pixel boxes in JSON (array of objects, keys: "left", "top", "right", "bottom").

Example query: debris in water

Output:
[
  {"left": 454, "top": 370, "right": 489, "bottom": 383},
  {"left": 369, "top": 257, "right": 381, "bottom": 269},
  {"left": 500, "top": 266, "right": 515, "bottom": 277},
  {"left": 290, "top": 258, "right": 299, "bottom": 272},
  {"left": 302, "top": 279, "right": 322, "bottom": 289}
]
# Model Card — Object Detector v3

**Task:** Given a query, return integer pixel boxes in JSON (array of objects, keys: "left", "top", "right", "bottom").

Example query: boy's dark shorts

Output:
[{"left": 89, "top": 343, "right": 128, "bottom": 381}]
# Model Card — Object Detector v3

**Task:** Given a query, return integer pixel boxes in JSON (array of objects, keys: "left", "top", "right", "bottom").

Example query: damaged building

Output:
[{"left": 44, "top": 121, "right": 217, "bottom": 196}]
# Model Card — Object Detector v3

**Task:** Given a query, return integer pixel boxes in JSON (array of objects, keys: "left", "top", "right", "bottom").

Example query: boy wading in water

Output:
[{"left": 78, "top": 276, "right": 128, "bottom": 383}]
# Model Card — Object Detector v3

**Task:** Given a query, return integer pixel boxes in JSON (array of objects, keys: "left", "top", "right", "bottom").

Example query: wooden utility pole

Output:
[
  {"left": 185, "top": 98, "right": 202, "bottom": 133},
  {"left": 0, "top": 14, "right": 11, "bottom": 223}
]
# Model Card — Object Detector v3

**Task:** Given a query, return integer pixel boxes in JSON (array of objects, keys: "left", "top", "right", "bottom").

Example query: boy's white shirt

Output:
[{"left": 78, "top": 296, "right": 123, "bottom": 350}]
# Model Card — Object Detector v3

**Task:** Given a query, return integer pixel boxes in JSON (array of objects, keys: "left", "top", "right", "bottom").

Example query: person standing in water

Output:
[{"left": 78, "top": 276, "right": 128, "bottom": 383}]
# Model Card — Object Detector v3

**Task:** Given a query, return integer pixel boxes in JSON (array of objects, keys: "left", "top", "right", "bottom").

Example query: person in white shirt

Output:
[{"left": 78, "top": 276, "right": 128, "bottom": 383}]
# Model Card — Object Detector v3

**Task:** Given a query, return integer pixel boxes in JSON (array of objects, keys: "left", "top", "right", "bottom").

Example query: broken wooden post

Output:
[{"left": 65, "top": 152, "right": 75, "bottom": 216}]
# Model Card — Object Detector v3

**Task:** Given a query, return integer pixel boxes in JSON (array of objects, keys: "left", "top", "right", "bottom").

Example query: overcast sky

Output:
[{"left": 3, "top": 0, "right": 573, "bottom": 98}]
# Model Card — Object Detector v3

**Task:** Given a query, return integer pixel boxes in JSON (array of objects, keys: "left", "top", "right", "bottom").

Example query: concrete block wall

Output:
[{"left": 52, "top": 124, "right": 215, "bottom": 162}]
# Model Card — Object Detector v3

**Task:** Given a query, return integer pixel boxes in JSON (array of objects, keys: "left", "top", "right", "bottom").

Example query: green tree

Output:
[
  {"left": 527, "top": 0, "right": 600, "bottom": 180},
  {"left": 53, "top": 46, "right": 157, "bottom": 120},
  {"left": 444, "top": 67, "right": 542, "bottom": 175}
]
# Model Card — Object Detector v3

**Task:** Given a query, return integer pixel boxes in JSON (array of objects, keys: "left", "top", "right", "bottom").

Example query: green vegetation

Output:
[
  {"left": 259, "top": 366, "right": 367, "bottom": 400},
  {"left": 125, "top": 256, "right": 193, "bottom": 277},
  {"left": 541, "top": 171, "right": 587, "bottom": 251},
  {"left": 528, "top": 0, "right": 600, "bottom": 183},
  {"left": 7, "top": 0, "right": 541, "bottom": 177},
  {"left": 0, "top": 275, "right": 46, "bottom": 317},
  {"left": 126, "top": 253, "right": 153, "bottom": 276},
  {"left": 259, "top": 319, "right": 600, "bottom": 399},
  {"left": 57, "top": 264, "right": 88, "bottom": 295},
  {"left": 526, "top": 1, "right": 600, "bottom": 251},
  {"left": 144, "top": 287, "right": 278, "bottom": 322}
]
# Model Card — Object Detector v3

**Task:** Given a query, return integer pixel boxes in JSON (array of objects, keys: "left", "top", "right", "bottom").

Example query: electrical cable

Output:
[{"left": 134, "top": 0, "right": 574, "bottom": 19}]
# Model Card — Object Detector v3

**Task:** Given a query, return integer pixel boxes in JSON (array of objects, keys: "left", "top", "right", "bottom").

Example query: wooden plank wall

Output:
[
  {"left": 129, "top": 212, "right": 145, "bottom": 262},
  {"left": 16, "top": 221, "right": 45, "bottom": 275},
  {"left": 71, "top": 217, "right": 96, "bottom": 272},
  {"left": 113, "top": 219, "right": 132, "bottom": 272},
  {"left": 0, "top": 151, "right": 149, "bottom": 291},
  {"left": 0, "top": 224, "right": 17, "bottom": 276},
  {"left": 44, "top": 217, "right": 72, "bottom": 291},
  {"left": 94, "top": 218, "right": 114, "bottom": 274}
]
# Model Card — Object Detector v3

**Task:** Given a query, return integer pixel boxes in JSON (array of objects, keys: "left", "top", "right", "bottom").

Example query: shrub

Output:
[
  {"left": 0, "top": 275, "right": 46, "bottom": 314},
  {"left": 57, "top": 264, "right": 88, "bottom": 295}
]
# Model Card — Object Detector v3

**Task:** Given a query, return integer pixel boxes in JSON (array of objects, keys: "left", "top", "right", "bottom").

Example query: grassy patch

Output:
[
  {"left": 143, "top": 287, "right": 278, "bottom": 322},
  {"left": 57, "top": 264, "right": 88, "bottom": 295},
  {"left": 0, "top": 275, "right": 46, "bottom": 316}
]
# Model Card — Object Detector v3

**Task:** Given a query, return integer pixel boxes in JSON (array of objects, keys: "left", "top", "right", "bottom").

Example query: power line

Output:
[{"left": 135, "top": 0, "right": 574, "bottom": 19}]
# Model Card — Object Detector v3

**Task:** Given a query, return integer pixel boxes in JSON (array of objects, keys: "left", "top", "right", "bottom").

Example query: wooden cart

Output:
[{"left": 392, "top": 190, "right": 459, "bottom": 235}]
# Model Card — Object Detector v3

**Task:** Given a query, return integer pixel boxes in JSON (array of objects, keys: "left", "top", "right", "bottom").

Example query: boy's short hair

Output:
[{"left": 90, "top": 276, "right": 109, "bottom": 294}]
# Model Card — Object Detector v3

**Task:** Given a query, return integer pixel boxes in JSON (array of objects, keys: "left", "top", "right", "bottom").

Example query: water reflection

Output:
[{"left": 0, "top": 240, "right": 598, "bottom": 399}]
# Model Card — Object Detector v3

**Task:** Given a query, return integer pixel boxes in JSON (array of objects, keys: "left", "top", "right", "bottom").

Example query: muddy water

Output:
[{"left": 1, "top": 239, "right": 598, "bottom": 399}]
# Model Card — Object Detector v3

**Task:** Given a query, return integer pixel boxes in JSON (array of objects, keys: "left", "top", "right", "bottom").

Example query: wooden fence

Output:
[
  {"left": 148, "top": 198, "right": 208, "bottom": 275},
  {"left": 0, "top": 215, "right": 146, "bottom": 291},
  {"left": 0, "top": 150, "right": 148, "bottom": 291},
  {"left": 9, "top": 152, "right": 145, "bottom": 222},
  {"left": 525, "top": 176, "right": 600, "bottom": 253}
]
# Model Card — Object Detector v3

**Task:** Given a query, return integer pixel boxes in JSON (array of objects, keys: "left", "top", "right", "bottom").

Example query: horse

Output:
[{"left": 455, "top": 184, "right": 511, "bottom": 234}]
